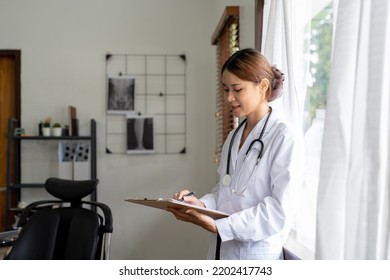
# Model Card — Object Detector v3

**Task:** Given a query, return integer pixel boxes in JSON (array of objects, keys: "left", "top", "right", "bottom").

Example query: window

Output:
[
  {"left": 218, "top": 0, "right": 335, "bottom": 256},
  {"left": 295, "top": 0, "right": 334, "bottom": 252},
  {"left": 304, "top": 2, "right": 333, "bottom": 130},
  {"left": 256, "top": 0, "right": 335, "bottom": 256}
]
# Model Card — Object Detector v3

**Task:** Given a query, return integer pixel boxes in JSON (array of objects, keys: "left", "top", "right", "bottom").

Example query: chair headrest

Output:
[{"left": 45, "top": 177, "right": 99, "bottom": 201}]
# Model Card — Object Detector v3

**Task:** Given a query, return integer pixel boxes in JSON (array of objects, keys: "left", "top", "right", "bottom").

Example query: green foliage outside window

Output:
[{"left": 306, "top": 3, "right": 333, "bottom": 122}]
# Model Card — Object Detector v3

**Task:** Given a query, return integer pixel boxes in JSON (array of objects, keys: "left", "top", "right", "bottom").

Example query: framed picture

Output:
[
  {"left": 107, "top": 75, "right": 135, "bottom": 114},
  {"left": 126, "top": 114, "right": 155, "bottom": 154}
]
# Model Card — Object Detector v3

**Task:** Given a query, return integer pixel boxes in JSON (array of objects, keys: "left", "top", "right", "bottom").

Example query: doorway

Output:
[{"left": 0, "top": 50, "right": 21, "bottom": 231}]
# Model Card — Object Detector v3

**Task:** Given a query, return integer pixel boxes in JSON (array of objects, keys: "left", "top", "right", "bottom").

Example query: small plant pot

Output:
[
  {"left": 52, "top": 127, "right": 62, "bottom": 137},
  {"left": 42, "top": 127, "right": 51, "bottom": 136}
]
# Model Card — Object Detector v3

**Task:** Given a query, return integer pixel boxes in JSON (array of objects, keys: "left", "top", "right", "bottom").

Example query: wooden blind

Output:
[{"left": 211, "top": 6, "right": 239, "bottom": 165}]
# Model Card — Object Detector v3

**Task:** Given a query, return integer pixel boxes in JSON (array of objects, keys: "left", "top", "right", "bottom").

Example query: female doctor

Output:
[{"left": 168, "top": 48, "right": 301, "bottom": 260}]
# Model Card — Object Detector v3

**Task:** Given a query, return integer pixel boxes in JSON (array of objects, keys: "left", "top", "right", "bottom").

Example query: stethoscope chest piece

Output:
[{"left": 221, "top": 174, "right": 232, "bottom": 186}]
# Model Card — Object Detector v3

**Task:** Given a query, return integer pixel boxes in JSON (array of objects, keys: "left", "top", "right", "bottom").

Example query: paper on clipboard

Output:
[{"left": 125, "top": 198, "right": 229, "bottom": 220}]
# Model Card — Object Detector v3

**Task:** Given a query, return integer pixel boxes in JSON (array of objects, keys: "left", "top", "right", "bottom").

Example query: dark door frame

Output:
[
  {"left": 1, "top": 49, "right": 21, "bottom": 230},
  {"left": 0, "top": 50, "right": 21, "bottom": 118}
]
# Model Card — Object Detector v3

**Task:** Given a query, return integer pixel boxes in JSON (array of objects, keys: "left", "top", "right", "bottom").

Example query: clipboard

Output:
[{"left": 125, "top": 198, "right": 229, "bottom": 220}]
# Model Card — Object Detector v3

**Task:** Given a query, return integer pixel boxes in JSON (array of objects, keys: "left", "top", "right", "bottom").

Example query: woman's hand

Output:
[
  {"left": 174, "top": 189, "right": 205, "bottom": 207},
  {"left": 169, "top": 189, "right": 217, "bottom": 233},
  {"left": 167, "top": 207, "right": 217, "bottom": 233}
]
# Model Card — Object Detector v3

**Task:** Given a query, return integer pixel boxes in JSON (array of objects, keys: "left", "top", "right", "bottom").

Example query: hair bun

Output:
[{"left": 270, "top": 66, "right": 285, "bottom": 101}]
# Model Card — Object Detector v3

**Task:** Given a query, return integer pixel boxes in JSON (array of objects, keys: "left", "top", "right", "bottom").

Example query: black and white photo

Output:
[
  {"left": 126, "top": 114, "right": 155, "bottom": 154},
  {"left": 107, "top": 75, "right": 135, "bottom": 114}
]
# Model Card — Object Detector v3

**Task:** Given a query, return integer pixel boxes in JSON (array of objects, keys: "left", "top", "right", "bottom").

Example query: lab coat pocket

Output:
[{"left": 241, "top": 243, "right": 283, "bottom": 260}]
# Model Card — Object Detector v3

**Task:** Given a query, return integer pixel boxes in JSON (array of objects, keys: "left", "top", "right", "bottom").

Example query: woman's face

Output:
[{"left": 222, "top": 70, "right": 265, "bottom": 120}]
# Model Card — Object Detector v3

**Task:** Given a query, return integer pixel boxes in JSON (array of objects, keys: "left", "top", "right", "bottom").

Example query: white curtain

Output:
[
  {"left": 261, "top": 0, "right": 309, "bottom": 130},
  {"left": 261, "top": 0, "right": 316, "bottom": 252},
  {"left": 316, "top": 0, "right": 390, "bottom": 259}
]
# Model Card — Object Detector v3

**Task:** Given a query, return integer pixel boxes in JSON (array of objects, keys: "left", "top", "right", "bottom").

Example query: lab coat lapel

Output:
[
  {"left": 230, "top": 125, "right": 244, "bottom": 172},
  {"left": 238, "top": 124, "right": 258, "bottom": 159},
  {"left": 237, "top": 112, "right": 274, "bottom": 159},
  {"left": 230, "top": 110, "right": 276, "bottom": 171},
  {"left": 232, "top": 123, "right": 257, "bottom": 170}
]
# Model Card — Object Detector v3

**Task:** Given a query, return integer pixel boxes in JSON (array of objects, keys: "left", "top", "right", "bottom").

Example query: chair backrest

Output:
[{"left": 5, "top": 177, "right": 113, "bottom": 260}]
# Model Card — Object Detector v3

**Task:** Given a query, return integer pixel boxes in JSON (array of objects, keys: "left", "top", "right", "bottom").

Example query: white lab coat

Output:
[{"left": 200, "top": 109, "right": 301, "bottom": 260}]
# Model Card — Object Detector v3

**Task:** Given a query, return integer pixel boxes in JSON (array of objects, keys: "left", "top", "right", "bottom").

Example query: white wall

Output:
[{"left": 0, "top": 0, "right": 254, "bottom": 259}]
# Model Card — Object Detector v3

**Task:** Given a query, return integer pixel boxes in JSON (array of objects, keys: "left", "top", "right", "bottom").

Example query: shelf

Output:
[
  {"left": 5, "top": 118, "right": 97, "bottom": 230},
  {"left": 14, "top": 136, "right": 92, "bottom": 140},
  {"left": 9, "top": 208, "right": 24, "bottom": 212},
  {"left": 9, "top": 183, "right": 45, "bottom": 189}
]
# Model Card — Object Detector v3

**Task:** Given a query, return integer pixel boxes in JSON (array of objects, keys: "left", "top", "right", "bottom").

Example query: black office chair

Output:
[{"left": 4, "top": 177, "right": 113, "bottom": 260}]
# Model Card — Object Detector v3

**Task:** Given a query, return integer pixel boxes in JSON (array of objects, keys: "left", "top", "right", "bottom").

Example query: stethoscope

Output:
[{"left": 221, "top": 107, "right": 272, "bottom": 195}]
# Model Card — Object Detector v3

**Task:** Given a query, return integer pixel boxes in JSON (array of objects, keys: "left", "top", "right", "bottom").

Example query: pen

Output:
[{"left": 177, "top": 191, "right": 195, "bottom": 202}]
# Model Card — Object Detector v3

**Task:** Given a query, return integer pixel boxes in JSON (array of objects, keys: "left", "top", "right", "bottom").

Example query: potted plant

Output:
[
  {"left": 42, "top": 118, "right": 51, "bottom": 136},
  {"left": 52, "top": 123, "right": 62, "bottom": 136}
]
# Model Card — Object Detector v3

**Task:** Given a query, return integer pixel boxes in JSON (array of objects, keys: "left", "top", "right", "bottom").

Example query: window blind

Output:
[{"left": 211, "top": 6, "right": 239, "bottom": 165}]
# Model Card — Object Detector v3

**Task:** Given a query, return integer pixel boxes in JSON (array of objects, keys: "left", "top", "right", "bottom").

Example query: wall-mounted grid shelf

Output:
[{"left": 105, "top": 54, "right": 187, "bottom": 155}]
